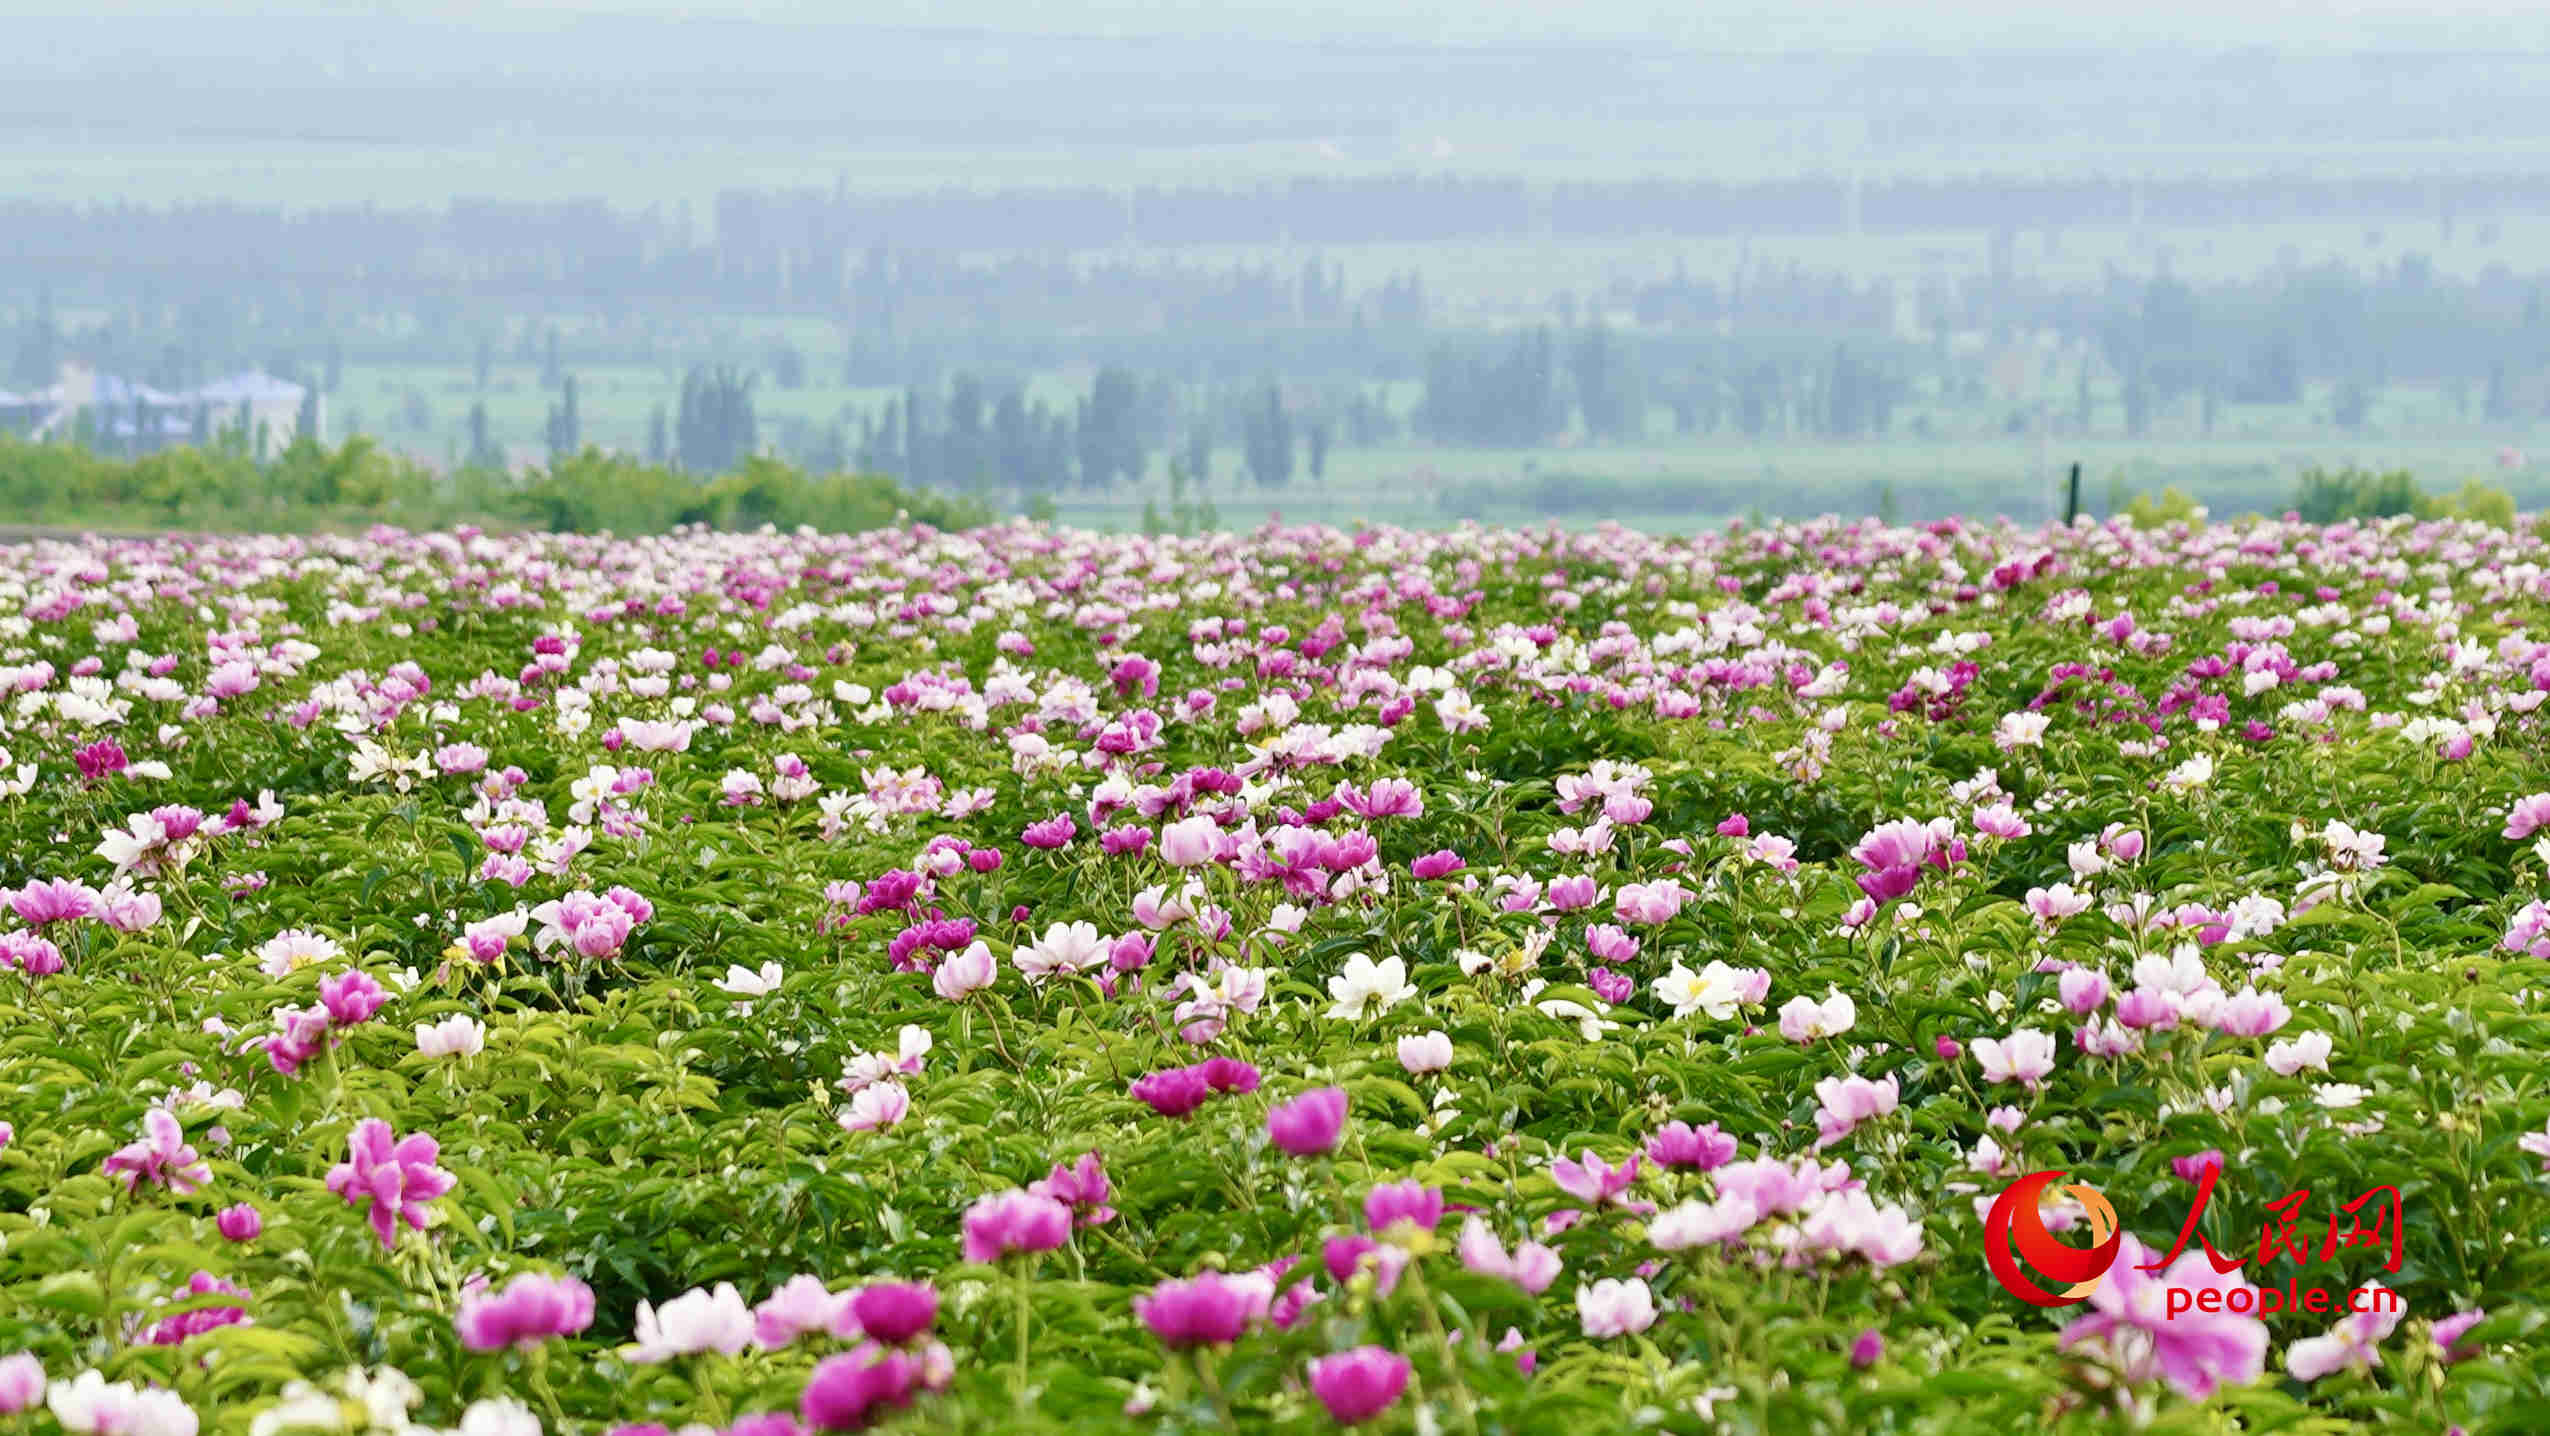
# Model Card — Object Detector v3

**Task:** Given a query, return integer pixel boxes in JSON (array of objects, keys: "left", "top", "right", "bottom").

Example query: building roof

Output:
[
  {"left": 93, "top": 374, "right": 185, "bottom": 406},
  {"left": 106, "top": 414, "right": 199, "bottom": 439},
  {"left": 193, "top": 371, "right": 308, "bottom": 404}
]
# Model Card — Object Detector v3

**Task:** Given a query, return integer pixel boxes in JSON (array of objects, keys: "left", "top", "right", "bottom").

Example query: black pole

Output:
[{"left": 2063, "top": 461, "right": 2082, "bottom": 525}]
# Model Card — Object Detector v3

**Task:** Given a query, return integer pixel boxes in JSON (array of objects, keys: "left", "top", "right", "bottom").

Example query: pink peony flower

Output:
[
  {"left": 1577, "top": 1276, "right": 1659, "bottom": 1337},
  {"left": 932, "top": 941, "right": 997, "bottom": 1000},
  {"left": 102, "top": 1109, "right": 211, "bottom": 1196},
  {"left": 2058, "top": 1232, "right": 2267, "bottom": 1400},
  {"left": 0, "top": 1353, "right": 39, "bottom": 1413},
  {"left": 2057, "top": 968, "right": 2110, "bottom": 1014},
  {"left": 753, "top": 1275, "right": 854, "bottom": 1351},
  {"left": 1812, "top": 1073, "right": 1901, "bottom": 1148},
  {"left": 2433, "top": 1308, "right": 2486, "bottom": 1365},
  {"left": 1550, "top": 1150, "right": 1641, "bottom": 1206},
  {"left": 1584, "top": 923, "right": 1638, "bottom": 963},
  {"left": 2286, "top": 1282, "right": 2404, "bottom": 1382},
  {"left": 1339, "top": 777, "right": 1423, "bottom": 819},
  {"left": 0, "top": 932, "right": 64, "bottom": 977},
  {"left": 1457, "top": 1216, "right": 1562, "bottom": 1294},
  {"left": 1611, "top": 879, "right": 1688, "bottom": 926},
  {"left": 1971, "top": 1030, "right": 2057, "bottom": 1087},
  {"left": 1395, "top": 1032, "right": 1453, "bottom": 1074},
  {"left": 457, "top": 1272, "right": 597, "bottom": 1351},
  {"left": 1158, "top": 815, "right": 1223, "bottom": 867},
  {"left": 2505, "top": 793, "right": 2550, "bottom": 842},
  {"left": 10, "top": 877, "right": 98, "bottom": 926}
]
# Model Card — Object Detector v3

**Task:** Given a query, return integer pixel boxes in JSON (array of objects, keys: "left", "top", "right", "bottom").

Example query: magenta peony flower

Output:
[
  {"left": 317, "top": 970, "right": 388, "bottom": 1027},
  {"left": 1134, "top": 1270, "right": 1273, "bottom": 1349},
  {"left": 1129, "top": 1066, "right": 1212, "bottom": 1118},
  {"left": 1646, "top": 1121, "right": 1738, "bottom": 1172},
  {"left": 324, "top": 1118, "right": 457, "bottom": 1250},
  {"left": 1265, "top": 1086, "right": 1348, "bottom": 1157},
  {"left": 1307, "top": 1346, "right": 1411, "bottom": 1425},
  {"left": 800, "top": 1344, "right": 922, "bottom": 1432},
  {"left": 74, "top": 738, "right": 128, "bottom": 781},
  {"left": 2172, "top": 1149, "right": 2225, "bottom": 1183},
  {"left": 0, "top": 931, "right": 65, "bottom": 977},
  {"left": 1408, "top": 849, "right": 1466, "bottom": 880},
  {"left": 1020, "top": 813, "right": 1076, "bottom": 849},
  {"left": 961, "top": 1190, "right": 1071, "bottom": 1265},
  {"left": 1196, "top": 1057, "right": 1260, "bottom": 1094},
  {"left": 1029, "top": 1151, "right": 1117, "bottom": 1227},
  {"left": 847, "top": 1282, "right": 938, "bottom": 1345},
  {"left": 144, "top": 1270, "right": 250, "bottom": 1345},
  {"left": 1363, "top": 1181, "right": 1443, "bottom": 1237}
]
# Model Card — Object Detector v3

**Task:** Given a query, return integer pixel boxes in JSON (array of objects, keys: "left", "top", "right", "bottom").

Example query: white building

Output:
[{"left": 0, "top": 362, "right": 319, "bottom": 456}]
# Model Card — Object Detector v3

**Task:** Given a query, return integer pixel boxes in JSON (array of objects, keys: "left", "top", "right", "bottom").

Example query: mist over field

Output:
[{"left": 9, "top": 0, "right": 2550, "bottom": 532}]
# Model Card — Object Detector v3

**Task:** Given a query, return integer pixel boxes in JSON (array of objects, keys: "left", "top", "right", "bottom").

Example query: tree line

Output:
[{"left": 10, "top": 171, "right": 2543, "bottom": 297}]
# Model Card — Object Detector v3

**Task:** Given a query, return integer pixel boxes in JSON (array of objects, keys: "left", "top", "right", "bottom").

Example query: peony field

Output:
[{"left": 2, "top": 512, "right": 2549, "bottom": 1435}]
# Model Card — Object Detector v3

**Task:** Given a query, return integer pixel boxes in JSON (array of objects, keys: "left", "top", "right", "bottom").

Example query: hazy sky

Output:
[{"left": 15, "top": 0, "right": 2550, "bottom": 49}]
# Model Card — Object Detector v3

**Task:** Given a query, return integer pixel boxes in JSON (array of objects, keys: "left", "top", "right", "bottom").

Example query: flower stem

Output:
[
  {"left": 1013, "top": 1259, "right": 1036, "bottom": 1413},
  {"left": 526, "top": 1344, "right": 568, "bottom": 1430},
  {"left": 1194, "top": 1347, "right": 1240, "bottom": 1432},
  {"left": 1402, "top": 1263, "right": 1482, "bottom": 1436}
]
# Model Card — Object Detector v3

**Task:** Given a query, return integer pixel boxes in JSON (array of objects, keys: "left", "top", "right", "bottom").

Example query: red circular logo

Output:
[{"left": 1984, "top": 1169, "right": 2121, "bottom": 1307}]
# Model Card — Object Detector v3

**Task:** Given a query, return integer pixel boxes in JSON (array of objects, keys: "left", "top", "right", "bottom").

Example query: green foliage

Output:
[
  {"left": 2421, "top": 478, "right": 2520, "bottom": 530},
  {"left": 2291, "top": 466, "right": 2428, "bottom": 524},
  {"left": 2290, "top": 467, "right": 2521, "bottom": 529},
  {"left": 0, "top": 436, "right": 984, "bottom": 536},
  {"left": 2124, "top": 484, "right": 2207, "bottom": 530}
]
